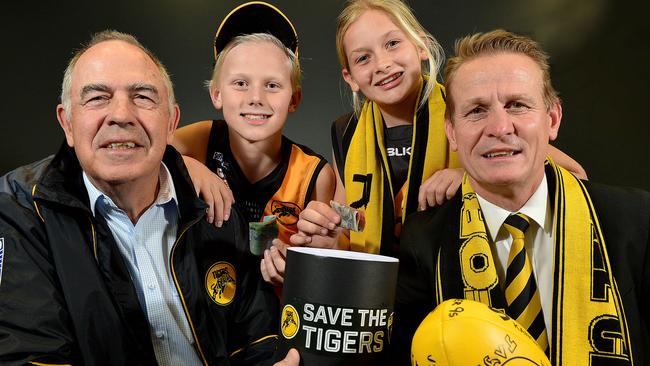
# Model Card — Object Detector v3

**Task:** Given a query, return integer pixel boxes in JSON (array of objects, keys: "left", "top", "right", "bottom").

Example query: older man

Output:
[
  {"left": 394, "top": 30, "right": 650, "bottom": 365},
  {"left": 0, "top": 30, "right": 280, "bottom": 365}
]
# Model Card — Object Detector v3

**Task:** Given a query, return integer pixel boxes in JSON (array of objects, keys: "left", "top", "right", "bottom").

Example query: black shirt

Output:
[{"left": 384, "top": 124, "right": 413, "bottom": 191}]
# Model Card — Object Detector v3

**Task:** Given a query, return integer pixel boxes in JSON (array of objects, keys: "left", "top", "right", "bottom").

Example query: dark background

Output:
[{"left": 2, "top": 0, "right": 648, "bottom": 191}]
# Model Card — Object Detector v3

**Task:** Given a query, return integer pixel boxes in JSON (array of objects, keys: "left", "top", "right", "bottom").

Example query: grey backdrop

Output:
[{"left": 2, "top": 0, "right": 648, "bottom": 191}]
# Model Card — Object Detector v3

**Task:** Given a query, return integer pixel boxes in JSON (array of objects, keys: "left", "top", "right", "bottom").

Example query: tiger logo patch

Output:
[{"left": 205, "top": 262, "right": 236, "bottom": 306}]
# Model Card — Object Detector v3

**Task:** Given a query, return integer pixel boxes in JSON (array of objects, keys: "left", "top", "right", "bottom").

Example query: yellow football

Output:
[{"left": 411, "top": 299, "right": 551, "bottom": 366}]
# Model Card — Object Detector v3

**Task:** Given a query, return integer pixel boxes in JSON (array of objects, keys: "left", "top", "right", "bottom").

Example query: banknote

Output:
[
  {"left": 330, "top": 201, "right": 365, "bottom": 232},
  {"left": 249, "top": 215, "right": 279, "bottom": 256}
]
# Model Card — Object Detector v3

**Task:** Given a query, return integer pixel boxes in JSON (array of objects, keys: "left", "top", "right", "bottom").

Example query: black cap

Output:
[{"left": 213, "top": 1, "right": 298, "bottom": 60}]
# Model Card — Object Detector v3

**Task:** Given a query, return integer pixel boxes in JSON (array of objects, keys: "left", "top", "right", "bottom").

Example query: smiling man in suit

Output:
[{"left": 393, "top": 29, "right": 650, "bottom": 365}]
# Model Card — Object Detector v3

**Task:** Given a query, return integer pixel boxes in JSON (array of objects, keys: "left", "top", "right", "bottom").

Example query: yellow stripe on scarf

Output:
[
  {"left": 550, "top": 161, "right": 633, "bottom": 365},
  {"left": 344, "top": 81, "right": 459, "bottom": 254},
  {"left": 457, "top": 174, "right": 500, "bottom": 304}
]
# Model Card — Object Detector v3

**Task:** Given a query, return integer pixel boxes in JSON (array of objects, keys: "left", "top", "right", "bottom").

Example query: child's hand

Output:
[
  {"left": 260, "top": 239, "right": 289, "bottom": 286},
  {"left": 183, "top": 155, "right": 234, "bottom": 227},
  {"left": 290, "top": 201, "right": 342, "bottom": 249},
  {"left": 417, "top": 168, "right": 464, "bottom": 210}
]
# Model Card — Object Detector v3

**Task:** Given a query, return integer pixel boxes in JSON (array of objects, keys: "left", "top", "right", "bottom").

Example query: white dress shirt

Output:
[
  {"left": 83, "top": 165, "right": 201, "bottom": 366},
  {"left": 476, "top": 176, "right": 554, "bottom": 333}
]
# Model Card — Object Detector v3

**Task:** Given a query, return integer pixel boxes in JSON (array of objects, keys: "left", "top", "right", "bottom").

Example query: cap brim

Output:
[{"left": 214, "top": 1, "right": 298, "bottom": 60}]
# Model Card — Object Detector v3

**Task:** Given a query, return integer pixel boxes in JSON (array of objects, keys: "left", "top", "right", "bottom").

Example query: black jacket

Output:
[
  {"left": 0, "top": 143, "right": 279, "bottom": 366},
  {"left": 393, "top": 173, "right": 650, "bottom": 364}
]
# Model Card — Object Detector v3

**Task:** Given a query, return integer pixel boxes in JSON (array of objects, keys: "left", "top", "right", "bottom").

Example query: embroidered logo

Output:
[
  {"left": 271, "top": 201, "right": 301, "bottom": 226},
  {"left": 0, "top": 238, "right": 4, "bottom": 286},
  {"left": 211, "top": 151, "right": 231, "bottom": 185},
  {"left": 386, "top": 146, "right": 411, "bottom": 157},
  {"left": 205, "top": 262, "right": 236, "bottom": 306},
  {"left": 280, "top": 304, "right": 300, "bottom": 339}
]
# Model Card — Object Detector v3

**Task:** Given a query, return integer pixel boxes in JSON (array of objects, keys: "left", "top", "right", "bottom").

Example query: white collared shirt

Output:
[
  {"left": 83, "top": 165, "right": 201, "bottom": 366},
  {"left": 476, "top": 175, "right": 554, "bottom": 333}
]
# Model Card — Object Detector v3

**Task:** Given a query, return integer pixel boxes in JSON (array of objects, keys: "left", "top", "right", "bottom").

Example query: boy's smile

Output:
[{"left": 240, "top": 111, "right": 273, "bottom": 125}]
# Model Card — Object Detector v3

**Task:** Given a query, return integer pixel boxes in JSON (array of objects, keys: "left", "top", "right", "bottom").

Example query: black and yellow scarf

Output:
[
  {"left": 434, "top": 158, "right": 633, "bottom": 365},
  {"left": 344, "top": 81, "right": 459, "bottom": 254}
]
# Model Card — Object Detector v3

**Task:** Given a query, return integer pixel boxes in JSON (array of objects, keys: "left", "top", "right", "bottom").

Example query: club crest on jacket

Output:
[{"left": 205, "top": 261, "right": 236, "bottom": 306}]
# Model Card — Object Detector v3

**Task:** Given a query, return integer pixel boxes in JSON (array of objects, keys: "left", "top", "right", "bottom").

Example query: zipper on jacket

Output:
[
  {"left": 89, "top": 217, "right": 97, "bottom": 260},
  {"left": 31, "top": 184, "right": 45, "bottom": 222},
  {"left": 169, "top": 216, "right": 209, "bottom": 365}
]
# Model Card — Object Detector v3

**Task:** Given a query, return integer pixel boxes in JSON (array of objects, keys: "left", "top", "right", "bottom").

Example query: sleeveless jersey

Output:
[{"left": 205, "top": 120, "right": 327, "bottom": 243}]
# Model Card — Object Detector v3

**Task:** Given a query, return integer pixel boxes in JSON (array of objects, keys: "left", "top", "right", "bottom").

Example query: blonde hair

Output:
[
  {"left": 444, "top": 29, "right": 559, "bottom": 115},
  {"left": 207, "top": 33, "right": 302, "bottom": 93},
  {"left": 336, "top": 0, "right": 444, "bottom": 114},
  {"left": 60, "top": 30, "right": 176, "bottom": 119}
]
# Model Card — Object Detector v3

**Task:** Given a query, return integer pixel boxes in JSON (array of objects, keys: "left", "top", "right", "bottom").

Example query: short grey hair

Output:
[{"left": 60, "top": 30, "right": 176, "bottom": 119}]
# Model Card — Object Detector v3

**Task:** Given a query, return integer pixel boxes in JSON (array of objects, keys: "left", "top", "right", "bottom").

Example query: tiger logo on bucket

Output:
[
  {"left": 205, "top": 262, "right": 236, "bottom": 306},
  {"left": 281, "top": 304, "right": 300, "bottom": 339}
]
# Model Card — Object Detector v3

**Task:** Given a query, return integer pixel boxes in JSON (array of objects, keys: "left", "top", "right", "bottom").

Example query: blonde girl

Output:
[{"left": 292, "top": 0, "right": 585, "bottom": 256}]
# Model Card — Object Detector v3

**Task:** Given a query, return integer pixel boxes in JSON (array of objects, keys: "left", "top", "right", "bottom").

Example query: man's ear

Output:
[
  {"left": 209, "top": 86, "right": 223, "bottom": 110},
  {"left": 166, "top": 103, "right": 181, "bottom": 145},
  {"left": 288, "top": 89, "right": 302, "bottom": 113},
  {"left": 342, "top": 68, "right": 360, "bottom": 92},
  {"left": 445, "top": 115, "right": 458, "bottom": 151},
  {"left": 547, "top": 100, "right": 562, "bottom": 141},
  {"left": 56, "top": 104, "right": 75, "bottom": 147}
]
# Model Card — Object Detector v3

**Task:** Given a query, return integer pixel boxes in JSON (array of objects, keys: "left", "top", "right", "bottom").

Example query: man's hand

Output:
[
  {"left": 183, "top": 155, "right": 234, "bottom": 227},
  {"left": 418, "top": 168, "right": 464, "bottom": 210},
  {"left": 274, "top": 349, "right": 300, "bottom": 366}
]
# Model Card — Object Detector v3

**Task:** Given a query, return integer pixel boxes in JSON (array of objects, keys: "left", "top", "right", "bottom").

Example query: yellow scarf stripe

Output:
[
  {"left": 551, "top": 161, "right": 633, "bottom": 365},
  {"left": 345, "top": 102, "right": 386, "bottom": 253},
  {"left": 344, "top": 81, "right": 458, "bottom": 254}
]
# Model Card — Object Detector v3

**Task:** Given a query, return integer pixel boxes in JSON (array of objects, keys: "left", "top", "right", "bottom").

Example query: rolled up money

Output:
[
  {"left": 330, "top": 200, "right": 365, "bottom": 232},
  {"left": 249, "top": 215, "right": 279, "bottom": 256}
]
